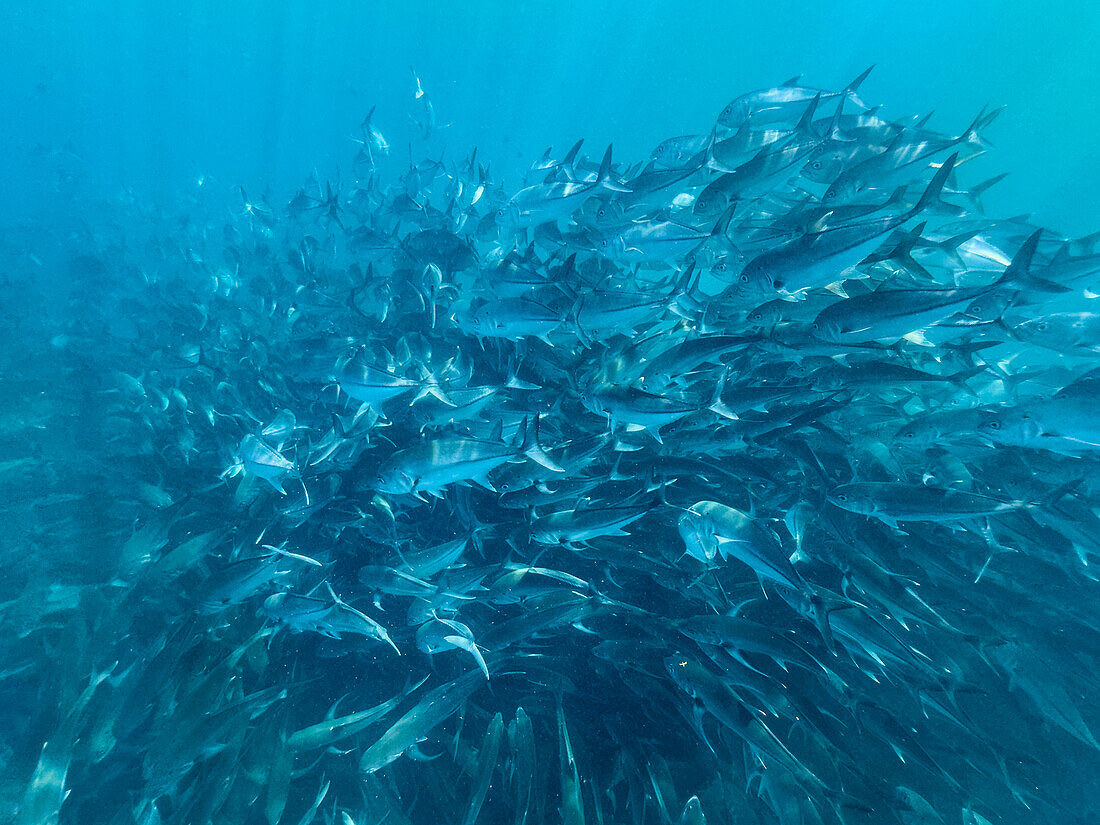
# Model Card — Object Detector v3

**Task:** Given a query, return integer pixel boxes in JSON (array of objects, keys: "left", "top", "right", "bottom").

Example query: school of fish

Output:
[{"left": 3, "top": 67, "right": 1100, "bottom": 825}]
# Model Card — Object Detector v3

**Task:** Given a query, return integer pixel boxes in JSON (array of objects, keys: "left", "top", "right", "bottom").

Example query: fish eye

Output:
[
  {"left": 1035, "top": 321, "right": 1049, "bottom": 332},
  {"left": 740, "top": 274, "right": 749, "bottom": 283},
  {"left": 825, "top": 189, "right": 836, "bottom": 200},
  {"left": 811, "top": 161, "right": 822, "bottom": 170},
  {"left": 987, "top": 419, "right": 1002, "bottom": 430},
  {"left": 836, "top": 493, "right": 848, "bottom": 502}
]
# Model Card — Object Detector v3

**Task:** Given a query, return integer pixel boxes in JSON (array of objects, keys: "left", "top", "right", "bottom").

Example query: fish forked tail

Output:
[
  {"left": 841, "top": 64, "right": 875, "bottom": 111},
  {"left": 519, "top": 413, "right": 565, "bottom": 472}
]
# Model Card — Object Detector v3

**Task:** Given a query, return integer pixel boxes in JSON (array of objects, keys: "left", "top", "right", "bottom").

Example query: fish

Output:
[
  {"left": 811, "top": 229, "right": 1059, "bottom": 343},
  {"left": 739, "top": 152, "right": 958, "bottom": 294},
  {"left": 716, "top": 66, "right": 874, "bottom": 130},
  {"left": 497, "top": 145, "right": 630, "bottom": 230},
  {"left": 415, "top": 615, "right": 490, "bottom": 678},
  {"left": 827, "top": 482, "right": 1037, "bottom": 528},
  {"left": 372, "top": 416, "right": 561, "bottom": 497},
  {"left": 12, "top": 66, "right": 1100, "bottom": 825},
  {"left": 359, "top": 671, "right": 484, "bottom": 774}
]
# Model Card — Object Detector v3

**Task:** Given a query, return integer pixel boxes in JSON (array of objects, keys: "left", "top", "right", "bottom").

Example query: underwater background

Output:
[
  {"left": 3, "top": 3, "right": 1100, "bottom": 825},
  {"left": 3, "top": 1, "right": 1100, "bottom": 233}
]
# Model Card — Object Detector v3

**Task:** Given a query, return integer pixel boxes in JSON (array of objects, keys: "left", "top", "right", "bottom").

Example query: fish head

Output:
[
  {"left": 822, "top": 175, "right": 864, "bottom": 206},
  {"left": 744, "top": 299, "right": 785, "bottom": 333},
  {"left": 664, "top": 655, "right": 701, "bottom": 697},
  {"left": 579, "top": 198, "right": 622, "bottom": 228},
  {"left": 529, "top": 528, "right": 560, "bottom": 547},
  {"left": 809, "top": 316, "right": 844, "bottom": 343},
  {"left": 826, "top": 484, "right": 873, "bottom": 516},
  {"left": 495, "top": 200, "right": 521, "bottom": 230},
  {"left": 963, "top": 288, "right": 1015, "bottom": 323},
  {"left": 691, "top": 188, "right": 726, "bottom": 220},
  {"left": 594, "top": 232, "right": 630, "bottom": 262},
  {"left": 650, "top": 139, "right": 683, "bottom": 168},
  {"left": 415, "top": 619, "right": 452, "bottom": 653},
  {"left": 677, "top": 511, "right": 720, "bottom": 564},
  {"left": 575, "top": 383, "right": 604, "bottom": 416},
  {"left": 802, "top": 148, "right": 846, "bottom": 184},
  {"left": 1012, "top": 314, "right": 1082, "bottom": 350},
  {"left": 737, "top": 256, "right": 777, "bottom": 296},
  {"left": 975, "top": 408, "right": 1042, "bottom": 446},
  {"left": 716, "top": 99, "right": 748, "bottom": 131},
  {"left": 710, "top": 254, "right": 744, "bottom": 286},
  {"left": 373, "top": 465, "right": 415, "bottom": 495},
  {"left": 893, "top": 417, "right": 941, "bottom": 449}
]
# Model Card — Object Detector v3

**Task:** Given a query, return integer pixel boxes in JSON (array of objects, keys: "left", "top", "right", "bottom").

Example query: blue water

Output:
[
  {"left": 2, "top": 2, "right": 1099, "bottom": 233},
  {"left": 3, "top": 4, "right": 1100, "bottom": 825}
]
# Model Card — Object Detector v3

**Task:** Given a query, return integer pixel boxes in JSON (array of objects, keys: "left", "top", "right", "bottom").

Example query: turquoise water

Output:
[
  {"left": 3, "top": 4, "right": 1100, "bottom": 825},
  {"left": 2, "top": 2, "right": 1098, "bottom": 232}
]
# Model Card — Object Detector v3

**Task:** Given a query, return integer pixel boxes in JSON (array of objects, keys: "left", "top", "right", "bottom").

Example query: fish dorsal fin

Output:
[
  {"left": 795, "top": 93, "right": 822, "bottom": 133},
  {"left": 781, "top": 75, "right": 802, "bottom": 87},
  {"left": 825, "top": 94, "right": 845, "bottom": 138},
  {"left": 562, "top": 138, "right": 585, "bottom": 170},
  {"left": 490, "top": 418, "right": 504, "bottom": 443}
]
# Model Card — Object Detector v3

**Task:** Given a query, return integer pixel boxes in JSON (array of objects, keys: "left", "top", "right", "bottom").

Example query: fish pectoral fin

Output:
[{"left": 471, "top": 475, "right": 498, "bottom": 493}]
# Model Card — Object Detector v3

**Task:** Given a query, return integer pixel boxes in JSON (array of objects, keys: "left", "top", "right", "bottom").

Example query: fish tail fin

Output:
[
  {"left": 521, "top": 413, "right": 564, "bottom": 472},
  {"left": 976, "top": 105, "right": 1005, "bottom": 144},
  {"left": 968, "top": 172, "right": 1008, "bottom": 214},
  {"left": 959, "top": 106, "right": 989, "bottom": 147},
  {"left": 708, "top": 369, "right": 736, "bottom": 420},
  {"left": 843, "top": 65, "right": 875, "bottom": 108}
]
